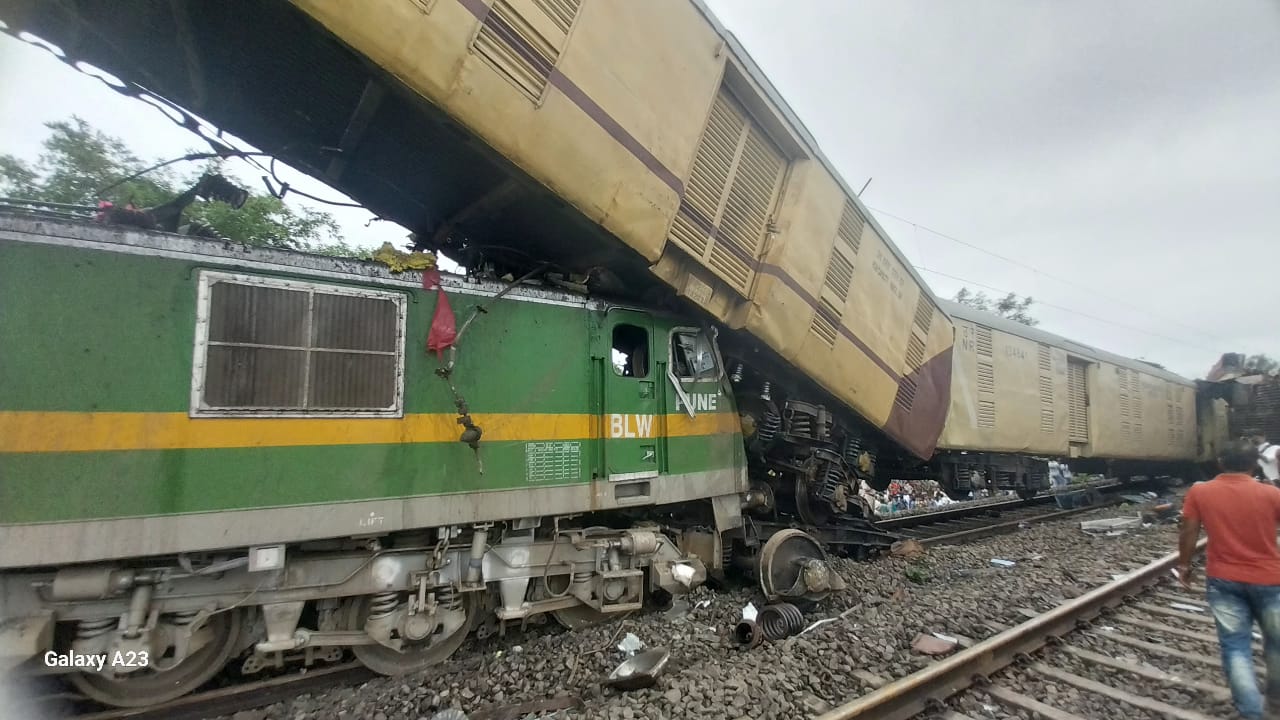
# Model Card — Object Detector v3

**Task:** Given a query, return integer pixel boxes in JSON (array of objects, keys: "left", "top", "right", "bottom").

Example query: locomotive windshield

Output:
[{"left": 672, "top": 330, "right": 718, "bottom": 381}]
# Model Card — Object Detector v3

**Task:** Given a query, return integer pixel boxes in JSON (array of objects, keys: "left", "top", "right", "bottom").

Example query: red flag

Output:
[{"left": 423, "top": 268, "right": 457, "bottom": 358}]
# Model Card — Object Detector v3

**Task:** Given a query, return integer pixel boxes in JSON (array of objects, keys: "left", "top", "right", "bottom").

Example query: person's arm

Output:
[{"left": 1177, "top": 490, "right": 1201, "bottom": 589}]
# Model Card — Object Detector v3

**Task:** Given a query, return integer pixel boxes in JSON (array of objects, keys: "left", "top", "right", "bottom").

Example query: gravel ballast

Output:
[{"left": 214, "top": 500, "right": 1190, "bottom": 720}]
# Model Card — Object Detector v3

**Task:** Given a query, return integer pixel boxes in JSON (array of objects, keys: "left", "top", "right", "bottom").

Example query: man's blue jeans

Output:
[{"left": 1207, "top": 577, "right": 1280, "bottom": 718}]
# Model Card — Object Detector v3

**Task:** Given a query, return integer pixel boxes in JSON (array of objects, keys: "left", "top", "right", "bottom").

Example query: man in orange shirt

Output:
[{"left": 1180, "top": 438, "right": 1280, "bottom": 720}]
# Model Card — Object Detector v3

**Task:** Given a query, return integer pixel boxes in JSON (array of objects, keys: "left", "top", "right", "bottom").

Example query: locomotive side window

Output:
[
  {"left": 671, "top": 330, "right": 719, "bottom": 381},
  {"left": 611, "top": 324, "right": 650, "bottom": 379},
  {"left": 191, "top": 271, "right": 406, "bottom": 417}
]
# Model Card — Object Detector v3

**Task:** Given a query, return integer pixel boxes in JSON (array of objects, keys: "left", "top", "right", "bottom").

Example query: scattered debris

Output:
[
  {"left": 616, "top": 632, "right": 645, "bottom": 656},
  {"left": 664, "top": 598, "right": 690, "bottom": 618},
  {"left": 911, "top": 633, "right": 958, "bottom": 655},
  {"left": 670, "top": 563, "right": 696, "bottom": 588},
  {"left": 605, "top": 648, "right": 670, "bottom": 691},
  {"left": 990, "top": 558, "right": 1016, "bottom": 568},
  {"left": 732, "top": 619, "right": 763, "bottom": 648},
  {"left": 1170, "top": 603, "right": 1205, "bottom": 614},
  {"left": 1081, "top": 516, "right": 1143, "bottom": 535},
  {"left": 890, "top": 539, "right": 926, "bottom": 559},
  {"left": 371, "top": 241, "right": 436, "bottom": 272},
  {"left": 758, "top": 603, "right": 806, "bottom": 640},
  {"left": 904, "top": 559, "right": 932, "bottom": 584},
  {"left": 741, "top": 602, "right": 759, "bottom": 622}
]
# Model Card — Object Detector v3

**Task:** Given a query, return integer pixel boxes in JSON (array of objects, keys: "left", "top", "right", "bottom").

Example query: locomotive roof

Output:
[
  {"left": 937, "top": 298, "right": 1194, "bottom": 386},
  {"left": 0, "top": 212, "right": 605, "bottom": 311}
]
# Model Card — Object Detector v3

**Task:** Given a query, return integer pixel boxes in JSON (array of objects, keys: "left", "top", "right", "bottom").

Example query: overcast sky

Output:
[{"left": 2, "top": 1, "right": 1278, "bottom": 379}]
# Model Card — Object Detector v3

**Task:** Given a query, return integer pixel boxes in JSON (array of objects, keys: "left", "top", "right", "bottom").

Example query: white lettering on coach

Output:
[
  {"left": 676, "top": 393, "right": 718, "bottom": 412},
  {"left": 609, "top": 414, "right": 655, "bottom": 439}
]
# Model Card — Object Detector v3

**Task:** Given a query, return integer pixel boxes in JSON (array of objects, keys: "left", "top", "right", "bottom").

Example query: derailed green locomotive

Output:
[{"left": 0, "top": 214, "right": 855, "bottom": 706}]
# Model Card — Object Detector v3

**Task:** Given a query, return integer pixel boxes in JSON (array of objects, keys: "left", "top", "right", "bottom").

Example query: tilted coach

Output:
[{"left": 1, "top": 0, "right": 955, "bottom": 470}]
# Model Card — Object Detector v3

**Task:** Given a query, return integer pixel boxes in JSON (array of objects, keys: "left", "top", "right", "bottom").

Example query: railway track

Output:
[
  {"left": 817, "top": 536, "right": 1222, "bottom": 720},
  {"left": 22, "top": 484, "right": 1160, "bottom": 720},
  {"left": 894, "top": 500, "right": 1121, "bottom": 547}
]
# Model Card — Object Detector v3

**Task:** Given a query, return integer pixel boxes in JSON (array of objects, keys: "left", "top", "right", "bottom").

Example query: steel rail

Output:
[
  {"left": 915, "top": 500, "right": 1120, "bottom": 546},
  {"left": 815, "top": 537, "right": 1207, "bottom": 720}
]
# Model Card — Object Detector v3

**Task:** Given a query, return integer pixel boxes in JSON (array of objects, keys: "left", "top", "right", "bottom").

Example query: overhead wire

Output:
[
  {"left": 868, "top": 205, "right": 1225, "bottom": 345},
  {"left": 913, "top": 264, "right": 1218, "bottom": 353}
]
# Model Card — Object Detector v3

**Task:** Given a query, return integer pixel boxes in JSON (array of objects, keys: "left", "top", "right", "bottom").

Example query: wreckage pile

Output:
[{"left": 215, "top": 500, "right": 1182, "bottom": 720}]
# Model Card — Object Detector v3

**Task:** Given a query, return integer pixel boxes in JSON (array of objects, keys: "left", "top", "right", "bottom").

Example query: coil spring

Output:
[
  {"left": 842, "top": 435, "right": 862, "bottom": 468},
  {"left": 758, "top": 603, "right": 805, "bottom": 641},
  {"left": 757, "top": 409, "right": 781, "bottom": 444},
  {"left": 76, "top": 617, "right": 115, "bottom": 640},
  {"left": 436, "top": 585, "right": 461, "bottom": 611},
  {"left": 787, "top": 413, "right": 813, "bottom": 439},
  {"left": 819, "top": 460, "right": 846, "bottom": 500},
  {"left": 844, "top": 437, "right": 876, "bottom": 477},
  {"left": 168, "top": 610, "right": 199, "bottom": 626},
  {"left": 368, "top": 592, "right": 400, "bottom": 619}
]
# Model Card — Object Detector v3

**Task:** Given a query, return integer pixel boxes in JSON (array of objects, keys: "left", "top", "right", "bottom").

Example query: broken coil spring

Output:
[{"left": 758, "top": 603, "right": 805, "bottom": 641}]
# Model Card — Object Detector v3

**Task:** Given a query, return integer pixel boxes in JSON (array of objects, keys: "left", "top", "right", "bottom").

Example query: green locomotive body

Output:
[
  {"left": 1, "top": 215, "right": 809, "bottom": 706},
  {"left": 0, "top": 215, "right": 745, "bottom": 564}
]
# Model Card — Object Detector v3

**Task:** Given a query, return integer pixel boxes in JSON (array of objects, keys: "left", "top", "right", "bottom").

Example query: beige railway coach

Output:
[
  {"left": 938, "top": 300, "right": 1198, "bottom": 462},
  {"left": 290, "top": 0, "right": 953, "bottom": 457}
]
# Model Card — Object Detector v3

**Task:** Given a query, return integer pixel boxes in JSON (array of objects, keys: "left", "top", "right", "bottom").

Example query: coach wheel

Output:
[{"left": 67, "top": 608, "right": 243, "bottom": 708}]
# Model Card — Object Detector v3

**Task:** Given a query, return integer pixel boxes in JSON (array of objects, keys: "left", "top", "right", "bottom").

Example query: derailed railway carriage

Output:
[{"left": 0, "top": 0, "right": 1216, "bottom": 708}]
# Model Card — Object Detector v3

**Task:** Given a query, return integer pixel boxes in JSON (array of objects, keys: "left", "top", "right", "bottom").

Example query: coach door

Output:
[
  {"left": 602, "top": 310, "right": 661, "bottom": 498},
  {"left": 1067, "top": 358, "right": 1090, "bottom": 448}
]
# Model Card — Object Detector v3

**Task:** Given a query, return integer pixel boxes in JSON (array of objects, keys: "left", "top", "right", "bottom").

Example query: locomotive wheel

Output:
[
  {"left": 67, "top": 609, "right": 243, "bottom": 708},
  {"left": 794, "top": 477, "right": 832, "bottom": 526},
  {"left": 347, "top": 592, "right": 478, "bottom": 676},
  {"left": 757, "top": 529, "right": 831, "bottom": 602}
]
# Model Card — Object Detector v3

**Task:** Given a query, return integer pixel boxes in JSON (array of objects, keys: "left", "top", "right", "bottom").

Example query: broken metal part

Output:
[
  {"left": 756, "top": 529, "right": 833, "bottom": 602},
  {"left": 758, "top": 603, "right": 805, "bottom": 641},
  {"left": 732, "top": 619, "right": 764, "bottom": 648},
  {"left": 606, "top": 647, "right": 671, "bottom": 691}
]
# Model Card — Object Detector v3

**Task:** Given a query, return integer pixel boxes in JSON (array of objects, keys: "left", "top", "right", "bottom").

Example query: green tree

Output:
[
  {"left": 953, "top": 287, "right": 1039, "bottom": 326},
  {"left": 1245, "top": 354, "right": 1278, "bottom": 374},
  {"left": 0, "top": 116, "right": 357, "bottom": 255}
]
